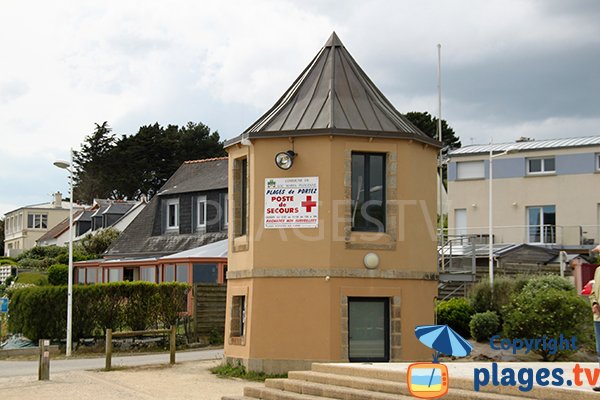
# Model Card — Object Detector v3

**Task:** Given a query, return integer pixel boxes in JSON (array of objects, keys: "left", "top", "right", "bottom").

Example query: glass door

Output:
[{"left": 348, "top": 297, "right": 390, "bottom": 362}]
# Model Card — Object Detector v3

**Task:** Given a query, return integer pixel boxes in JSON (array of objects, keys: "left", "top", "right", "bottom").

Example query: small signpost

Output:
[
  {"left": 38, "top": 339, "right": 50, "bottom": 380},
  {"left": 0, "top": 297, "right": 8, "bottom": 339},
  {"left": 0, "top": 297, "right": 7, "bottom": 313}
]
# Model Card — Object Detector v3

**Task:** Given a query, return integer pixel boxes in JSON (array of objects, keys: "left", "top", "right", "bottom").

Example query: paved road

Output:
[{"left": 0, "top": 348, "right": 224, "bottom": 378}]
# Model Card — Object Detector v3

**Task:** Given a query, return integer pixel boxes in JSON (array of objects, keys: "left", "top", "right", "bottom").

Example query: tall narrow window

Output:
[
  {"left": 230, "top": 295, "right": 246, "bottom": 338},
  {"left": 166, "top": 199, "right": 179, "bottom": 230},
  {"left": 223, "top": 193, "right": 228, "bottom": 228},
  {"left": 234, "top": 158, "right": 248, "bottom": 237},
  {"left": 527, "top": 205, "right": 556, "bottom": 243},
  {"left": 196, "top": 195, "right": 207, "bottom": 230},
  {"left": 351, "top": 153, "right": 386, "bottom": 232}
]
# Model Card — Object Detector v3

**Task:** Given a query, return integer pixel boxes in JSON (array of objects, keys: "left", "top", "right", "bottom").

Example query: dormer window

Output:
[
  {"left": 166, "top": 199, "right": 179, "bottom": 230},
  {"left": 197, "top": 195, "right": 207, "bottom": 230}
]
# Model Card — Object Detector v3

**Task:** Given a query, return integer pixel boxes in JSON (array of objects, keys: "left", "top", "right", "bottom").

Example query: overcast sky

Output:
[{"left": 1, "top": 0, "right": 599, "bottom": 215}]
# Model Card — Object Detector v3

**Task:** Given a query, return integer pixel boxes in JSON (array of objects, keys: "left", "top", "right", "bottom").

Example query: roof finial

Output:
[{"left": 325, "top": 31, "right": 343, "bottom": 47}]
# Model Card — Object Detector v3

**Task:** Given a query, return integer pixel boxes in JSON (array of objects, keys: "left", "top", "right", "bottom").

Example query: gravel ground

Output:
[{"left": 0, "top": 359, "right": 260, "bottom": 400}]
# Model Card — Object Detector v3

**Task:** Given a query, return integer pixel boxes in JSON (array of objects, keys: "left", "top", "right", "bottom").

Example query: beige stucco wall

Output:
[
  {"left": 448, "top": 151, "right": 600, "bottom": 245},
  {"left": 4, "top": 208, "right": 71, "bottom": 255},
  {"left": 224, "top": 134, "right": 439, "bottom": 372},
  {"left": 227, "top": 136, "right": 438, "bottom": 270}
]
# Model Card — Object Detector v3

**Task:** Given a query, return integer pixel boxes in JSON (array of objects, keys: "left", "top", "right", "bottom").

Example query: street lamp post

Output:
[
  {"left": 53, "top": 149, "right": 74, "bottom": 357},
  {"left": 488, "top": 146, "right": 515, "bottom": 293}
]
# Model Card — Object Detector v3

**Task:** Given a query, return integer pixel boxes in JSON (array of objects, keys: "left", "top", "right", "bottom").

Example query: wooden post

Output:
[
  {"left": 105, "top": 329, "right": 112, "bottom": 371},
  {"left": 38, "top": 339, "right": 50, "bottom": 380},
  {"left": 169, "top": 325, "right": 176, "bottom": 365}
]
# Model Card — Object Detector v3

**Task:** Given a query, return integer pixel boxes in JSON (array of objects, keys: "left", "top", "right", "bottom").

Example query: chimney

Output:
[{"left": 53, "top": 192, "right": 63, "bottom": 208}]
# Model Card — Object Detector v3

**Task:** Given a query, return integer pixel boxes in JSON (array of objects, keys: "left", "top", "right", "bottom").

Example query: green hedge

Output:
[{"left": 7, "top": 282, "right": 190, "bottom": 341}]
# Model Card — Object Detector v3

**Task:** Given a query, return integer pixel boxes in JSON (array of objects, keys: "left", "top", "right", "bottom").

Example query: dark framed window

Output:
[
  {"left": 351, "top": 153, "right": 386, "bottom": 232},
  {"left": 234, "top": 158, "right": 248, "bottom": 237},
  {"left": 231, "top": 295, "right": 246, "bottom": 338}
]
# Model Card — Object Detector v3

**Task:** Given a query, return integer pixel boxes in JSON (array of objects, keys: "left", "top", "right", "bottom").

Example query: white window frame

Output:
[
  {"left": 527, "top": 157, "right": 555, "bottom": 175},
  {"left": 456, "top": 161, "right": 485, "bottom": 180},
  {"left": 197, "top": 195, "right": 207, "bottom": 229},
  {"left": 27, "top": 213, "right": 48, "bottom": 229},
  {"left": 596, "top": 153, "right": 600, "bottom": 171},
  {"left": 526, "top": 205, "right": 556, "bottom": 244},
  {"left": 166, "top": 199, "right": 179, "bottom": 229}
]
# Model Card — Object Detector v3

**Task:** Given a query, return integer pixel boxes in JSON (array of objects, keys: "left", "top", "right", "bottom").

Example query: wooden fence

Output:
[
  {"left": 192, "top": 284, "right": 226, "bottom": 341},
  {"left": 105, "top": 327, "right": 176, "bottom": 371}
]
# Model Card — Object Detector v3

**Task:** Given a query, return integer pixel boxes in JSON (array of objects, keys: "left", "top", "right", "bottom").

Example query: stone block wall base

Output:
[{"left": 224, "top": 356, "right": 326, "bottom": 374}]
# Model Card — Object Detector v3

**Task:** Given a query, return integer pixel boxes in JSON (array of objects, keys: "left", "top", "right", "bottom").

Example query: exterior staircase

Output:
[{"left": 223, "top": 363, "right": 597, "bottom": 400}]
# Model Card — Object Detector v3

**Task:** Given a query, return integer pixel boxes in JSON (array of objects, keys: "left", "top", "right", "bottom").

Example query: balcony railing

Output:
[{"left": 444, "top": 224, "right": 600, "bottom": 247}]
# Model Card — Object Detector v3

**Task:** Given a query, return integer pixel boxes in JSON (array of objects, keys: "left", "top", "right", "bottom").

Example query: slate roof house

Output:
[
  {"left": 104, "top": 157, "right": 228, "bottom": 259},
  {"left": 36, "top": 198, "right": 144, "bottom": 247},
  {"left": 75, "top": 157, "right": 229, "bottom": 288}
]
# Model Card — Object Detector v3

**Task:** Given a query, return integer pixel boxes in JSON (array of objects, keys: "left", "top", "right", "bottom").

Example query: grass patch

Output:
[
  {"left": 210, "top": 364, "right": 287, "bottom": 382},
  {"left": 15, "top": 271, "right": 48, "bottom": 285}
]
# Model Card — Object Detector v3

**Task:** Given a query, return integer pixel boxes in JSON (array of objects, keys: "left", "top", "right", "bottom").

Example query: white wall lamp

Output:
[
  {"left": 275, "top": 150, "right": 296, "bottom": 170},
  {"left": 364, "top": 252, "right": 380, "bottom": 269}
]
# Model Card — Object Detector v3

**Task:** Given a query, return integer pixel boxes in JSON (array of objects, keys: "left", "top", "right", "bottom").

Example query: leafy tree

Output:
[
  {"left": 74, "top": 121, "right": 225, "bottom": 201},
  {"left": 78, "top": 228, "right": 120, "bottom": 256},
  {"left": 73, "top": 122, "right": 117, "bottom": 203},
  {"left": 404, "top": 111, "right": 461, "bottom": 149}
]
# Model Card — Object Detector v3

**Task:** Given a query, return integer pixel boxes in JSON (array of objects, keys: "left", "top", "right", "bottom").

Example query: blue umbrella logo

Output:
[{"left": 415, "top": 324, "right": 473, "bottom": 363}]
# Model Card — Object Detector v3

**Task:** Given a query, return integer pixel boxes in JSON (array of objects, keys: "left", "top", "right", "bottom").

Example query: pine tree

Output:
[{"left": 73, "top": 122, "right": 116, "bottom": 203}]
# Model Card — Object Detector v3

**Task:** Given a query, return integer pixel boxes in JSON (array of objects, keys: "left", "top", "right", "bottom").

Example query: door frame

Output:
[{"left": 347, "top": 297, "right": 390, "bottom": 362}]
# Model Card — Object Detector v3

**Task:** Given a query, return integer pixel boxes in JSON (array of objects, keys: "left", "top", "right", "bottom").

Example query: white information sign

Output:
[{"left": 264, "top": 177, "right": 319, "bottom": 229}]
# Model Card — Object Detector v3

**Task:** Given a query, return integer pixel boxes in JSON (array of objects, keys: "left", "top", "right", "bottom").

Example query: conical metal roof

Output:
[{"left": 227, "top": 32, "right": 439, "bottom": 147}]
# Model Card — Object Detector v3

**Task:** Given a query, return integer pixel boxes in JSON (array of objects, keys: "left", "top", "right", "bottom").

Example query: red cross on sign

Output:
[{"left": 302, "top": 196, "right": 317, "bottom": 212}]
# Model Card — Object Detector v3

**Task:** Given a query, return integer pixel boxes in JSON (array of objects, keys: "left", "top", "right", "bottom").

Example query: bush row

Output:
[
  {"left": 436, "top": 275, "right": 593, "bottom": 360},
  {"left": 7, "top": 282, "right": 190, "bottom": 341}
]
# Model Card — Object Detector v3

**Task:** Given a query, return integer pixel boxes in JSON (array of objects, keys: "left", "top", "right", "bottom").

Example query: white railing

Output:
[{"left": 444, "top": 224, "right": 600, "bottom": 247}]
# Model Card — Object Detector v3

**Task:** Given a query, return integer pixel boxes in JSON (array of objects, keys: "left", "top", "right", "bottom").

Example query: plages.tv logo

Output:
[{"left": 407, "top": 325, "right": 473, "bottom": 399}]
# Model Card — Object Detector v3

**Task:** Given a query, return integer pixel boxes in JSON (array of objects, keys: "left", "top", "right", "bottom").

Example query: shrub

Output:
[
  {"left": 470, "top": 275, "right": 529, "bottom": 316},
  {"left": 436, "top": 297, "right": 474, "bottom": 338},
  {"left": 518, "top": 274, "right": 575, "bottom": 294},
  {"left": 470, "top": 311, "right": 500, "bottom": 342},
  {"left": 502, "top": 284, "right": 590, "bottom": 361},
  {"left": 7, "top": 282, "right": 190, "bottom": 341},
  {"left": 48, "top": 264, "right": 69, "bottom": 286}
]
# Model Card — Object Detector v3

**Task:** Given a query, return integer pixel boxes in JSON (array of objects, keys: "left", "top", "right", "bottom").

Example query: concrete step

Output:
[
  {"left": 221, "top": 397, "right": 255, "bottom": 400},
  {"left": 269, "top": 376, "right": 526, "bottom": 400},
  {"left": 287, "top": 371, "right": 528, "bottom": 400},
  {"left": 310, "top": 363, "right": 599, "bottom": 400},
  {"left": 265, "top": 378, "right": 413, "bottom": 400},
  {"left": 244, "top": 386, "right": 338, "bottom": 400}
]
